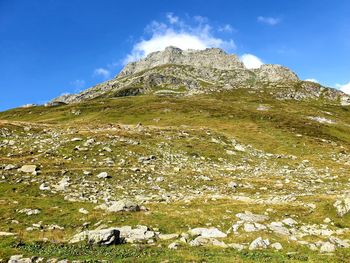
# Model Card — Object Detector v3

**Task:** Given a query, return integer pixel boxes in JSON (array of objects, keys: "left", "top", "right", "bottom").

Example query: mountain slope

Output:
[{"left": 1, "top": 48, "right": 350, "bottom": 261}]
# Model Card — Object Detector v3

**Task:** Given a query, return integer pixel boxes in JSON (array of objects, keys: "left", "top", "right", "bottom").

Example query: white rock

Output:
[
  {"left": 334, "top": 197, "right": 350, "bottom": 217},
  {"left": 188, "top": 227, "right": 227, "bottom": 238},
  {"left": 236, "top": 211, "right": 269, "bottom": 223},
  {"left": 249, "top": 237, "right": 270, "bottom": 250},
  {"left": 19, "top": 165, "right": 37, "bottom": 174},
  {"left": 323, "top": 218, "right": 332, "bottom": 224},
  {"left": 79, "top": 208, "right": 89, "bottom": 215},
  {"left": 96, "top": 200, "right": 140, "bottom": 212},
  {"left": 18, "top": 208, "right": 41, "bottom": 215},
  {"left": 97, "top": 172, "right": 109, "bottom": 179},
  {"left": 0, "top": 231, "right": 16, "bottom": 236},
  {"left": 168, "top": 242, "right": 179, "bottom": 250},
  {"left": 282, "top": 218, "right": 297, "bottom": 227},
  {"left": 271, "top": 242, "right": 283, "bottom": 250},
  {"left": 39, "top": 183, "right": 50, "bottom": 191},
  {"left": 320, "top": 241, "right": 336, "bottom": 253},
  {"left": 70, "top": 228, "right": 120, "bottom": 245},
  {"left": 71, "top": 137, "right": 83, "bottom": 141}
]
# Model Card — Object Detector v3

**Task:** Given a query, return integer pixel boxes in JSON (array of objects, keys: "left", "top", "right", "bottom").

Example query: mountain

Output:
[
  {"left": 1, "top": 47, "right": 350, "bottom": 261},
  {"left": 51, "top": 46, "right": 350, "bottom": 106}
]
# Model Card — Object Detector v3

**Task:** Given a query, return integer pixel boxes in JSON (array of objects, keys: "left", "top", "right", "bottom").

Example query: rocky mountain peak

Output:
[
  {"left": 49, "top": 46, "right": 350, "bottom": 106},
  {"left": 118, "top": 47, "right": 245, "bottom": 78}
]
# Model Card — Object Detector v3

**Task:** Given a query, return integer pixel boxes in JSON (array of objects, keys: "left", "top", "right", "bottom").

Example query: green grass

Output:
[{"left": 1, "top": 89, "right": 350, "bottom": 261}]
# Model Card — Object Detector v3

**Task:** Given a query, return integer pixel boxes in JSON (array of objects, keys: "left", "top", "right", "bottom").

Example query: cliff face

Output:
[
  {"left": 50, "top": 47, "right": 349, "bottom": 105},
  {"left": 118, "top": 46, "right": 245, "bottom": 77}
]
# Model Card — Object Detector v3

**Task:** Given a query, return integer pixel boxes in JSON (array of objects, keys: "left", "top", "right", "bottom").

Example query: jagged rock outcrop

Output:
[
  {"left": 118, "top": 46, "right": 245, "bottom": 77},
  {"left": 253, "top": 64, "right": 298, "bottom": 83},
  {"left": 49, "top": 46, "right": 349, "bottom": 105}
]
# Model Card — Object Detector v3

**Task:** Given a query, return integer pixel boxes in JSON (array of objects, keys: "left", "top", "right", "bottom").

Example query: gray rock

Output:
[
  {"left": 236, "top": 211, "right": 269, "bottom": 223},
  {"left": 249, "top": 237, "right": 270, "bottom": 250},
  {"left": 271, "top": 242, "right": 283, "bottom": 250},
  {"left": 168, "top": 241, "right": 179, "bottom": 250},
  {"left": 70, "top": 228, "right": 120, "bottom": 245},
  {"left": 0, "top": 231, "right": 16, "bottom": 236},
  {"left": 18, "top": 208, "right": 41, "bottom": 216},
  {"left": 8, "top": 255, "right": 32, "bottom": 263},
  {"left": 4, "top": 164, "right": 16, "bottom": 170},
  {"left": 95, "top": 199, "right": 140, "bottom": 212},
  {"left": 188, "top": 227, "right": 227, "bottom": 238},
  {"left": 39, "top": 183, "right": 50, "bottom": 191},
  {"left": 96, "top": 172, "right": 110, "bottom": 179},
  {"left": 334, "top": 197, "right": 350, "bottom": 217},
  {"left": 268, "top": 222, "right": 290, "bottom": 236},
  {"left": 320, "top": 241, "right": 336, "bottom": 253},
  {"left": 19, "top": 165, "right": 37, "bottom": 174},
  {"left": 282, "top": 218, "right": 297, "bottom": 227}
]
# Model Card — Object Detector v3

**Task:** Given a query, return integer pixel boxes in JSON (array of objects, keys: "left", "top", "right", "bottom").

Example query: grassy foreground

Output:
[{"left": 1, "top": 89, "right": 350, "bottom": 262}]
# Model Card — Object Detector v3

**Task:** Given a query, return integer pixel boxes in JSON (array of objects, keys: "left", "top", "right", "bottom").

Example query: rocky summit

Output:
[
  {"left": 1, "top": 47, "right": 350, "bottom": 262},
  {"left": 51, "top": 47, "right": 349, "bottom": 105}
]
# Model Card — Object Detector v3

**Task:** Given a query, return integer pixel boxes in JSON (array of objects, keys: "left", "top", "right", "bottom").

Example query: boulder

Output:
[
  {"left": 271, "top": 242, "right": 283, "bottom": 250},
  {"left": 19, "top": 165, "right": 37, "bottom": 174},
  {"left": 70, "top": 228, "right": 120, "bottom": 245},
  {"left": 18, "top": 208, "right": 41, "bottom": 216},
  {"left": 334, "top": 197, "right": 350, "bottom": 217},
  {"left": 8, "top": 255, "right": 32, "bottom": 263},
  {"left": 236, "top": 211, "right": 269, "bottom": 223},
  {"left": 95, "top": 199, "right": 140, "bottom": 212},
  {"left": 320, "top": 241, "right": 336, "bottom": 253},
  {"left": 188, "top": 227, "right": 227, "bottom": 238},
  {"left": 249, "top": 237, "right": 270, "bottom": 250},
  {"left": 96, "top": 172, "right": 110, "bottom": 179}
]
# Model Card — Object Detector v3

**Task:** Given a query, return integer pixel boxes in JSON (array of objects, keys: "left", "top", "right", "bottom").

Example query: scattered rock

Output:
[
  {"left": 168, "top": 242, "right": 179, "bottom": 250},
  {"left": 19, "top": 165, "right": 38, "bottom": 174},
  {"left": 96, "top": 172, "right": 110, "bottom": 179},
  {"left": 79, "top": 208, "right": 89, "bottom": 215},
  {"left": 95, "top": 199, "right": 141, "bottom": 212},
  {"left": 334, "top": 197, "right": 350, "bottom": 217},
  {"left": 249, "top": 237, "right": 270, "bottom": 250},
  {"left": 271, "top": 242, "right": 283, "bottom": 250},
  {"left": 188, "top": 227, "right": 227, "bottom": 238},
  {"left": 236, "top": 211, "right": 269, "bottom": 223},
  {"left": 0, "top": 231, "right": 16, "bottom": 236},
  {"left": 18, "top": 208, "right": 41, "bottom": 216},
  {"left": 320, "top": 241, "right": 336, "bottom": 253},
  {"left": 70, "top": 228, "right": 120, "bottom": 245}
]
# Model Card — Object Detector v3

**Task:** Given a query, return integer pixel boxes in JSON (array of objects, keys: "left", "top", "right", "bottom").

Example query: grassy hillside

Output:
[{"left": 1, "top": 89, "right": 350, "bottom": 262}]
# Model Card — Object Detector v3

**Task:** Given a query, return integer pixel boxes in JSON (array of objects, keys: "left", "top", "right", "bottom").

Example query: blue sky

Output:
[{"left": 1, "top": 0, "right": 350, "bottom": 110}]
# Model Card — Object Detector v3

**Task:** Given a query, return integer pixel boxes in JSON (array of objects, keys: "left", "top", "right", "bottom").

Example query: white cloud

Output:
[
  {"left": 240, "top": 54, "right": 263, "bottom": 69},
  {"left": 305, "top": 78, "right": 319, "bottom": 83},
  {"left": 124, "top": 14, "right": 236, "bottom": 64},
  {"left": 93, "top": 68, "right": 110, "bottom": 79},
  {"left": 218, "top": 24, "right": 234, "bottom": 33},
  {"left": 166, "top": 13, "right": 179, "bottom": 24},
  {"left": 257, "top": 16, "right": 281, "bottom": 26},
  {"left": 336, "top": 81, "right": 350, "bottom": 95}
]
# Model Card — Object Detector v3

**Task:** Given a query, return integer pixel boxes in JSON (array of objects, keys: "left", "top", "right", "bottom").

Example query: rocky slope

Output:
[
  {"left": 1, "top": 47, "right": 350, "bottom": 261},
  {"left": 51, "top": 46, "right": 350, "bottom": 106}
]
